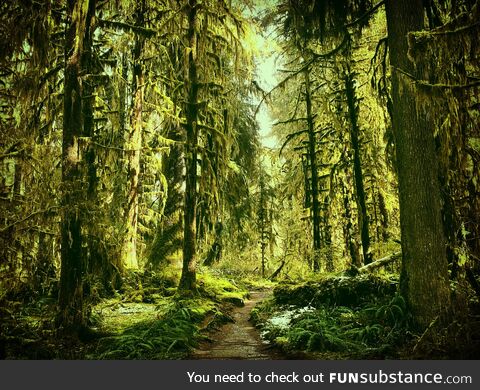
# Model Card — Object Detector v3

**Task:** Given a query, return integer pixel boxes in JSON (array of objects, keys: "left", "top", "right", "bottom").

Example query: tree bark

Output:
[
  {"left": 258, "top": 174, "right": 269, "bottom": 278},
  {"left": 203, "top": 221, "right": 223, "bottom": 266},
  {"left": 58, "top": 0, "right": 92, "bottom": 331},
  {"left": 341, "top": 172, "right": 361, "bottom": 267},
  {"left": 179, "top": 0, "right": 199, "bottom": 291},
  {"left": 345, "top": 66, "right": 372, "bottom": 265},
  {"left": 377, "top": 189, "right": 389, "bottom": 242},
  {"left": 304, "top": 69, "right": 321, "bottom": 272},
  {"left": 385, "top": 0, "right": 451, "bottom": 328},
  {"left": 121, "top": 0, "right": 145, "bottom": 271},
  {"left": 269, "top": 261, "right": 286, "bottom": 280}
]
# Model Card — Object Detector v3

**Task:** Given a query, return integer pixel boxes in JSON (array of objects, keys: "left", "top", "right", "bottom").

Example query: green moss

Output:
[
  {"left": 250, "top": 297, "right": 276, "bottom": 326},
  {"left": 242, "top": 277, "right": 276, "bottom": 290},
  {"left": 91, "top": 304, "right": 198, "bottom": 359},
  {"left": 88, "top": 269, "right": 245, "bottom": 359},
  {"left": 177, "top": 297, "right": 216, "bottom": 321},
  {"left": 197, "top": 269, "right": 248, "bottom": 305},
  {"left": 254, "top": 275, "right": 408, "bottom": 358},
  {"left": 92, "top": 297, "right": 171, "bottom": 334},
  {"left": 273, "top": 274, "right": 397, "bottom": 308}
]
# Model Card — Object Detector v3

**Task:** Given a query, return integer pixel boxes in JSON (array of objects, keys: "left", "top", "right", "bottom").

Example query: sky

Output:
[
  {"left": 256, "top": 53, "right": 279, "bottom": 149},
  {"left": 245, "top": 20, "right": 281, "bottom": 149}
]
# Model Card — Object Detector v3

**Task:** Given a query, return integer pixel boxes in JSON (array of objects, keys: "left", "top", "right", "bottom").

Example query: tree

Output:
[
  {"left": 270, "top": 0, "right": 381, "bottom": 271},
  {"left": 121, "top": 0, "right": 147, "bottom": 270},
  {"left": 344, "top": 59, "right": 372, "bottom": 264},
  {"left": 58, "top": 0, "right": 96, "bottom": 331},
  {"left": 257, "top": 168, "right": 274, "bottom": 277},
  {"left": 275, "top": 0, "right": 450, "bottom": 328},
  {"left": 176, "top": 0, "right": 250, "bottom": 291},
  {"left": 304, "top": 69, "right": 322, "bottom": 271},
  {"left": 178, "top": 0, "right": 200, "bottom": 291},
  {"left": 385, "top": 0, "right": 450, "bottom": 328}
]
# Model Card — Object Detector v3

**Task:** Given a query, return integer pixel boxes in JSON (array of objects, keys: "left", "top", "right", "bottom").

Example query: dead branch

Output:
[{"left": 358, "top": 251, "right": 401, "bottom": 273}]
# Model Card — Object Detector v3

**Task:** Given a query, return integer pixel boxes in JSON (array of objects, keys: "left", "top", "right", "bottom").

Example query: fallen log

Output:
[
  {"left": 269, "top": 261, "right": 286, "bottom": 280},
  {"left": 358, "top": 251, "right": 401, "bottom": 273}
]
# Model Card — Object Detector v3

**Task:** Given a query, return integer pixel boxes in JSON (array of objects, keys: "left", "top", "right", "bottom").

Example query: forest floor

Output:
[
  {"left": 249, "top": 274, "right": 480, "bottom": 359},
  {"left": 190, "top": 290, "right": 285, "bottom": 360},
  {"left": 1, "top": 270, "right": 479, "bottom": 359}
]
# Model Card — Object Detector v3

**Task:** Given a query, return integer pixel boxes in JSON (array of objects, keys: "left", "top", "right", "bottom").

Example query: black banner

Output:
[{"left": 0, "top": 360, "right": 477, "bottom": 390}]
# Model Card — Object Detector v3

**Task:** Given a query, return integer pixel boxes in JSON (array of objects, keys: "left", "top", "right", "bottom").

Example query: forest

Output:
[{"left": 0, "top": 0, "right": 479, "bottom": 360}]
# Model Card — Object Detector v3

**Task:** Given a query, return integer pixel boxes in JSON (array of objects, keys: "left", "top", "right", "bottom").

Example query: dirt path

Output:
[{"left": 190, "top": 290, "right": 284, "bottom": 360}]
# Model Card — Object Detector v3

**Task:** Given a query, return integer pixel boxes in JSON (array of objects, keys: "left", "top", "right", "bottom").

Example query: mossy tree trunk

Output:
[
  {"left": 58, "top": 0, "right": 94, "bottom": 331},
  {"left": 179, "top": 0, "right": 199, "bottom": 291},
  {"left": 324, "top": 199, "right": 334, "bottom": 272},
  {"left": 385, "top": 0, "right": 451, "bottom": 329},
  {"left": 377, "top": 189, "right": 389, "bottom": 242},
  {"left": 121, "top": 0, "right": 146, "bottom": 271},
  {"left": 345, "top": 65, "right": 372, "bottom": 265},
  {"left": 304, "top": 69, "right": 321, "bottom": 272},
  {"left": 341, "top": 176, "right": 361, "bottom": 268},
  {"left": 258, "top": 173, "right": 270, "bottom": 278}
]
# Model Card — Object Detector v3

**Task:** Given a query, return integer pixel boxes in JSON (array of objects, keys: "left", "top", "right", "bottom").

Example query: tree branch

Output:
[
  {"left": 0, "top": 206, "right": 60, "bottom": 233},
  {"left": 345, "top": 0, "right": 386, "bottom": 28},
  {"left": 393, "top": 66, "right": 480, "bottom": 90},
  {"left": 98, "top": 19, "right": 156, "bottom": 37},
  {"left": 78, "top": 138, "right": 173, "bottom": 152},
  {"left": 279, "top": 129, "right": 309, "bottom": 156},
  {"left": 273, "top": 117, "right": 309, "bottom": 126},
  {"left": 358, "top": 251, "right": 401, "bottom": 273},
  {"left": 255, "top": 34, "right": 349, "bottom": 117}
]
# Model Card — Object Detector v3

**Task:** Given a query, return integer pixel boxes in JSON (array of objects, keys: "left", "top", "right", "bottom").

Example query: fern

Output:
[{"left": 93, "top": 305, "right": 199, "bottom": 360}]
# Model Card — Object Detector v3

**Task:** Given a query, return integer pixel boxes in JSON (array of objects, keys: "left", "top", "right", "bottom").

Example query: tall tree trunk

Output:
[
  {"left": 179, "top": 0, "right": 199, "bottom": 291},
  {"left": 377, "top": 189, "right": 389, "bottom": 242},
  {"left": 385, "top": 0, "right": 450, "bottom": 328},
  {"left": 304, "top": 69, "right": 321, "bottom": 272},
  {"left": 121, "top": 0, "right": 145, "bottom": 271},
  {"left": 258, "top": 174, "right": 269, "bottom": 278},
  {"left": 261, "top": 240, "right": 266, "bottom": 278},
  {"left": 345, "top": 66, "right": 372, "bottom": 265},
  {"left": 82, "top": 0, "right": 100, "bottom": 284},
  {"left": 372, "top": 185, "right": 380, "bottom": 245},
  {"left": 58, "top": 0, "right": 92, "bottom": 331},
  {"left": 341, "top": 177, "right": 361, "bottom": 267},
  {"left": 324, "top": 202, "right": 334, "bottom": 272},
  {"left": 110, "top": 54, "right": 128, "bottom": 273}
]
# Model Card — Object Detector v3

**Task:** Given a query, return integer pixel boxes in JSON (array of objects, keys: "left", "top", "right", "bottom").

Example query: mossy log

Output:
[{"left": 273, "top": 274, "right": 397, "bottom": 308}]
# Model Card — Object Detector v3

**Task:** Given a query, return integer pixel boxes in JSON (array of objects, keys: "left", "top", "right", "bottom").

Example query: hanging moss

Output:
[{"left": 275, "top": 0, "right": 372, "bottom": 43}]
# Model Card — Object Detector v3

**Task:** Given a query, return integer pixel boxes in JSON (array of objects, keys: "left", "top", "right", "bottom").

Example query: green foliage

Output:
[
  {"left": 93, "top": 304, "right": 199, "bottom": 359},
  {"left": 147, "top": 219, "right": 183, "bottom": 268},
  {"left": 197, "top": 269, "right": 248, "bottom": 306},
  {"left": 89, "top": 268, "right": 245, "bottom": 359},
  {"left": 259, "top": 305, "right": 359, "bottom": 353},
  {"left": 1, "top": 0, "right": 479, "bottom": 361},
  {"left": 373, "top": 293, "right": 408, "bottom": 328},
  {"left": 255, "top": 276, "right": 409, "bottom": 358},
  {"left": 274, "top": 0, "right": 372, "bottom": 43}
]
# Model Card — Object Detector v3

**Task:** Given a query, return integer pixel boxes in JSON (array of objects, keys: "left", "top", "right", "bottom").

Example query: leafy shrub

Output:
[{"left": 255, "top": 286, "right": 408, "bottom": 358}]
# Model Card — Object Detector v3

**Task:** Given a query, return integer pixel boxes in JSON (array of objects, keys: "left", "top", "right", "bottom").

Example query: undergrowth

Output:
[
  {"left": 1, "top": 267, "right": 248, "bottom": 359},
  {"left": 89, "top": 268, "right": 248, "bottom": 360},
  {"left": 252, "top": 274, "right": 411, "bottom": 359},
  {"left": 92, "top": 303, "right": 199, "bottom": 359}
]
